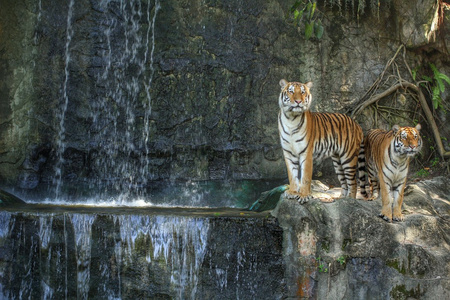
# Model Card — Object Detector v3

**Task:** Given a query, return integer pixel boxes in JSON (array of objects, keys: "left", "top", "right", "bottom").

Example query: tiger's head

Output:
[
  {"left": 392, "top": 124, "right": 422, "bottom": 156},
  {"left": 279, "top": 79, "right": 313, "bottom": 115}
]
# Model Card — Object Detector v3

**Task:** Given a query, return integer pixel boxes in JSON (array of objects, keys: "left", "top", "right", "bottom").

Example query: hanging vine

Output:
[{"left": 287, "top": 0, "right": 393, "bottom": 39}]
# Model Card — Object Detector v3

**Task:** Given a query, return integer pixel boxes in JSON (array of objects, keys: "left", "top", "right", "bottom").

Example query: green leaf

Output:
[
  {"left": 311, "top": 2, "right": 317, "bottom": 19},
  {"left": 294, "top": 9, "right": 300, "bottom": 19},
  {"left": 296, "top": 10, "right": 304, "bottom": 24},
  {"left": 411, "top": 67, "right": 418, "bottom": 81},
  {"left": 432, "top": 87, "right": 441, "bottom": 109},
  {"left": 430, "top": 63, "right": 439, "bottom": 75},
  {"left": 436, "top": 75, "right": 445, "bottom": 93},
  {"left": 305, "top": 2, "right": 312, "bottom": 20},
  {"left": 423, "top": 75, "right": 433, "bottom": 83},
  {"left": 314, "top": 20, "right": 324, "bottom": 39},
  {"left": 291, "top": 1, "right": 302, "bottom": 12},
  {"left": 437, "top": 72, "right": 450, "bottom": 85},
  {"left": 305, "top": 21, "right": 314, "bottom": 40}
]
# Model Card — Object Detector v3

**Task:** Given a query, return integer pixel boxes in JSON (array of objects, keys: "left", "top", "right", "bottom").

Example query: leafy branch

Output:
[
  {"left": 288, "top": 0, "right": 324, "bottom": 40},
  {"left": 414, "top": 63, "right": 450, "bottom": 111}
]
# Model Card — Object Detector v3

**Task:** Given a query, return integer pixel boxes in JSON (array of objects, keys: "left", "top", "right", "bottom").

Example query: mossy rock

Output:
[{"left": 0, "top": 189, "right": 26, "bottom": 207}]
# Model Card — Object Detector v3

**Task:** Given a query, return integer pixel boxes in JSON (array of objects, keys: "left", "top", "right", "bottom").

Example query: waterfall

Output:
[
  {"left": 87, "top": 0, "right": 160, "bottom": 201},
  {"left": 49, "top": 0, "right": 160, "bottom": 202},
  {"left": 116, "top": 215, "right": 209, "bottom": 298},
  {"left": 0, "top": 211, "right": 11, "bottom": 298},
  {"left": 141, "top": 0, "right": 160, "bottom": 187},
  {"left": 0, "top": 212, "right": 212, "bottom": 299},
  {"left": 53, "top": 0, "right": 75, "bottom": 200},
  {"left": 39, "top": 215, "right": 54, "bottom": 300},
  {"left": 71, "top": 214, "right": 96, "bottom": 300}
]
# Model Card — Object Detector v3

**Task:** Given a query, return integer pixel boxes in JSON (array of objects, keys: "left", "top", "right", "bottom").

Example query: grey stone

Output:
[{"left": 272, "top": 176, "right": 450, "bottom": 299}]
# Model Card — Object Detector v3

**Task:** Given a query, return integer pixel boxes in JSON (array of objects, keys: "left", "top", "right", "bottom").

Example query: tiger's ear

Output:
[
  {"left": 305, "top": 81, "right": 313, "bottom": 89},
  {"left": 415, "top": 123, "right": 421, "bottom": 131},
  {"left": 392, "top": 125, "right": 400, "bottom": 133},
  {"left": 279, "top": 79, "right": 288, "bottom": 89}
]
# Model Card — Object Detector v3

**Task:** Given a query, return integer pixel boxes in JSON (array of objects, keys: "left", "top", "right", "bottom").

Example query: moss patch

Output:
[{"left": 390, "top": 284, "right": 422, "bottom": 300}]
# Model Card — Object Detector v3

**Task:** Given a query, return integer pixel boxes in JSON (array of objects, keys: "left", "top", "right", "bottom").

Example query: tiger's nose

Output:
[
  {"left": 295, "top": 99, "right": 302, "bottom": 104},
  {"left": 409, "top": 145, "right": 416, "bottom": 149}
]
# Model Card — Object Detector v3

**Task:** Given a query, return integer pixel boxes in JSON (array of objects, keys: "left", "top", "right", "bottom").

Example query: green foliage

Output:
[
  {"left": 337, "top": 256, "right": 346, "bottom": 265},
  {"left": 288, "top": 1, "right": 391, "bottom": 40},
  {"left": 416, "top": 64, "right": 450, "bottom": 111},
  {"left": 415, "top": 154, "right": 440, "bottom": 178},
  {"left": 430, "top": 157, "right": 439, "bottom": 168},
  {"left": 316, "top": 256, "right": 329, "bottom": 273},
  {"left": 390, "top": 284, "right": 422, "bottom": 300},
  {"left": 289, "top": 1, "right": 324, "bottom": 40},
  {"left": 415, "top": 168, "right": 430, "bottom": 178}
]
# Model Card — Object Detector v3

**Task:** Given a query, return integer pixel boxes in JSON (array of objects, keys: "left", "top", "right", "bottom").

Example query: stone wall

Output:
[{"left": 0, "top": 0, "right": 448, "bottom": 190}]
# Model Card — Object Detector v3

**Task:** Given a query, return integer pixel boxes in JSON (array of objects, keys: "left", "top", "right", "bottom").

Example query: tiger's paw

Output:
[
  {"left": 297, "top": 195, "right": 312, "bottom": 204},
  {"left": 283, "top": 191, "right": 312, "bottom": 204},
  {"left": 361, "top": 194, "right": 373, "bottom": 201},
  {"left": 392, "top": 214, "right": 404, "bottom": 222},
  {"left": 284, "top": 191, "right": 301, "bottom": 201},
  {"left": 378, "top": 213, "right": 392, "bottom": 223}
]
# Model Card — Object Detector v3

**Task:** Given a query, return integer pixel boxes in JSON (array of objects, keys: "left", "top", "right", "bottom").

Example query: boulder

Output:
[{"left": 272, "top": 176, "right": 450, "bottom": 299}]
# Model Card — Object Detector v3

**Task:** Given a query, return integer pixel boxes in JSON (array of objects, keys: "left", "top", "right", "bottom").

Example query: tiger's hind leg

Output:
[
  {"left": 343, "top": 155, "right": 358, "bottom": 199},
  {"left": 365, "top": 167, "right": 379, "bottom": 201},
  {"left": 332, "top": 155, "right": 348, "bottom": 197},
  {"left": 370, "top": 179, "right": 380, "bottom": 200},
  {"left": 333, "top": 154, "right": 358, "bottom": 198}
]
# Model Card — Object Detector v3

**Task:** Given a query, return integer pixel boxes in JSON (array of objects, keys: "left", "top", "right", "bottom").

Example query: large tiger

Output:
[
  {"left": 359, "top": 124, "right": 422, "bottom": 222},
  {"left": 278, "top": 79, "right": 363, "bottom": 204}
]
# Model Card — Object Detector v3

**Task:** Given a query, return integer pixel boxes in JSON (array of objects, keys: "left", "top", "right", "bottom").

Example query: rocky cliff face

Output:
[
  {"left": 0, "top": 0, "right": 447, "bottom": 191},
  {"left": 0, "top": 205, "right": 284, "bottom": 299},
  {"left": 272, "top": 176, "right": 450, "bottom": 299}
]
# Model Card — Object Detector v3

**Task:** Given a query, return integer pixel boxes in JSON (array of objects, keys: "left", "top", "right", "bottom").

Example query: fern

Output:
[{"left": 428, "top": 64, "right": 450, "bottom": 110}]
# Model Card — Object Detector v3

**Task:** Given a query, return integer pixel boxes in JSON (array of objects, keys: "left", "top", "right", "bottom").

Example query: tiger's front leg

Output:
[
  {"left": 283, "top": 155, "right": 303, "bottom": 201},
  {"left": 392, "top": 180, "right": 407, "bottom": 222},
  {"left": 378, "top": 176, "right": 393, "bottom": 222},
  {"left": 296, "top": 151, "right": 313, "bottom": 204}
]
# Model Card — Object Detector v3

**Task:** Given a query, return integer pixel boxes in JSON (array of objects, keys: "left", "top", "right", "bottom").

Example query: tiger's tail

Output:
[{"left": 358, "top": 141, "right": 368, "bottom": 199}]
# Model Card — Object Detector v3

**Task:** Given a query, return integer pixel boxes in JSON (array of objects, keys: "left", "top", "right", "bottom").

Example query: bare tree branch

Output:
[{"left": 352, "top": 80, "right": 450, "bottom": 158}]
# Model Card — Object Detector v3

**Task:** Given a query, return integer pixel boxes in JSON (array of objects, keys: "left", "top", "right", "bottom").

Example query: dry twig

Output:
[{"left": 351, "top": 45, "right": 450, "bottom": 159}]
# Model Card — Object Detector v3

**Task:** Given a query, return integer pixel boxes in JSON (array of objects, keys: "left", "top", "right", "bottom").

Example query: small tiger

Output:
[
  {"left": 278, "top": 79, "right": 363, "bottom": 204},
  {"left": 359, "top": 124, "right": 422, "bottom": 222}
]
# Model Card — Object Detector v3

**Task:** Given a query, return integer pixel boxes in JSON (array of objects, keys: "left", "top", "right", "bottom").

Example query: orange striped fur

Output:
[
  {"left": 359, "top": 124, "right": 422, "bottom": 222},
  {"left": 278, "top": 79, "right": 363, "bottom": 203}
]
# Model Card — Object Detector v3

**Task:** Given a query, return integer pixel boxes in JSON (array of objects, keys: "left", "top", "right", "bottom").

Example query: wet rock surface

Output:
[
  {"left": 1, "top": 177, "right": 449, "bottom": 299},
  {"left": 0, "top": 204, "right": 284, "bottom": 299}
]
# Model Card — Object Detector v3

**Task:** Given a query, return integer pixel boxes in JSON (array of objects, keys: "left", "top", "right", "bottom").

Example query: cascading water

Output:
[
  {"left": 0, "top": 210, "right": 284, "bottom": 299},
  {"left": 87, "top": 0, "right": 160, "bottom": 201},
  {"left": 41, "top": 0, "right": 282, "bottom": 208},
  {"left": 53, "top": 0, "right": 75, "bottom": 200},
  {"left": 72, "top": 214, "right": 96, "bottom": 300},
  {"left": 0, "top": 212, "right": 211, "bottom": 299},
  {"left": 51, "top": 0, "right": 161, "bottom": 202}
]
